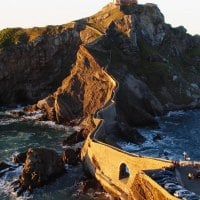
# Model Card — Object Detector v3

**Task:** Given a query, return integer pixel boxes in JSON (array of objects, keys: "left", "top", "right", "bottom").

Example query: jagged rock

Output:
[
  {"left": 116, "top": 73, "right": 162, "bottom": 127},
  {"left": 9, "top": 111, "right": 25, "bottom": 118},
  {"left": 62, "top": 131, "right": 85, "bottom": 146},
  {"left": 62, "top": 147, "right": 80, "bottom": 165},
  {"left": 24, "top": 104, "right": 37, "bottom": 112},
  {"left": 73, "top": 178, "right": 112, "bottom": 199},
  {"left": 0, "top": 162, "right": 11, "bottom": 171},
  {"left": 13, "top": 151, "right": 27, "bottom": 164},
  {"left": 153, "top": 133, "right": 163, "bottom": 142},
  {"left": 33, "top": 46, "right": 116, "bottom": 126},
  {"left": 19, "top": 147, "right": 65, "bottom": 190},
  {"left": 100, "top": 122, "right": 145, "bottom": 146},
  {"left": 0, "top": 162, "right": 14, "bottom": 177},
  {"left": 36, "top": 95, "right": 56, "bottom": 121},
  {"left": 118, "top": 123, "right": 146, "bottom": 144},
  {"left": 135, "top": 3, "right": 166, "bottom": 46}
]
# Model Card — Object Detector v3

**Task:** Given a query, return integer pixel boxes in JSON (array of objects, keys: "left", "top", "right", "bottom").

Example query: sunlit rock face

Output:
[
  {"left": 19, "top": 147, "right": 64, "bottom": 190},
  {"left": 34, "top": 46, "right": 116, "bottom": 126}
]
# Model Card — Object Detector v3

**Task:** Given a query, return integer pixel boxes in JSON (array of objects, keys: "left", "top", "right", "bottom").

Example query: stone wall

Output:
[
  {"left": 81, "top": 118, "right": 176, "bottom": 199},
  {"left": 132, "top": 173, "right": 179, "bottom": 200}
]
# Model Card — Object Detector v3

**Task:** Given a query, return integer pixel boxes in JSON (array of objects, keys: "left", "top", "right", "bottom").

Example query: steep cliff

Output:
[
  {"left": 0, "top": 3, "right": 200, "bottom": 128},
  {"left": 0, "top": 24, "right": 81, "bottom": 105},
  {"left": 35, "top": 45, "right": 115, "bottom": 128}
]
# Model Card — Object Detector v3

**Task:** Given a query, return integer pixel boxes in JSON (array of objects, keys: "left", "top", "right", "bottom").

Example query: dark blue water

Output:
[
  {"left": 119, "top": 110, "right": 200, "bottom": 161},
  {"left": 1, "top": 108, "right": 200, "bottom": 199}
]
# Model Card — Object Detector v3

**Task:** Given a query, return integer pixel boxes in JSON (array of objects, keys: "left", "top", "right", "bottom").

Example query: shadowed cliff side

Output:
[
  {"left": 0, "top": 24, "right": 82, "bottom": 105},
  {"left": 0, "top": 3, "right": 200, "bottom": 128}
]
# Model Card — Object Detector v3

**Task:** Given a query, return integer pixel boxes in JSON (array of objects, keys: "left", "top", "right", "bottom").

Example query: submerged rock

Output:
[
  {"left": 13, "top": 151, "right": 27, "bottom": 164},
  {"left": 0, "top": 162, "right": 15, "bottom": 177},
  {"left": 153, "top": 133, "right": 163, "bottom": 142},
  {"left": 118, "top": 123, "right": 146, "bottom": 144},
  {"left": 62, "top": 130, "right": 85, "bottom": 146},
  {"left": 73, "top": 178, "right": 114, "bottom": 200},
  {"left": 19, "top": 147, "right": 65, "bottom": 191},
  {"left": 0, "top": 162, "right": 11, "bottom": 171},
  {"left": 9, "top": 111, "right": 25, "bottom": 118},
  {"left": 62, "top": 147, "right": 80, "bottom": 166}
]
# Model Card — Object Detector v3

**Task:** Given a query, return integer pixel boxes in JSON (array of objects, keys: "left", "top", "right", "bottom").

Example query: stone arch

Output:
[{"left": 119, "top": 163, "right": 130, "bottom": 180}]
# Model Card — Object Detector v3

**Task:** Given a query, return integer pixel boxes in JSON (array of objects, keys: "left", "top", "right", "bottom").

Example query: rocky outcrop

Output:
[
  {"left": 19, "top": 147, "right": 64, "bottom": 190},
  {"left": 34, "top": 46, "right": 116, "bottom": 126},
  {"left": 62, "top": 147, "right": 80, "bottom": 165},
  {"left": 13, "top": 151, "right": 27, "bottom": 164},
  {"left": 0, "top": 162, "right": 11, "bottom": 171},
  {"left": 0, "top": 23, "right": 91, "bottom": 106},
  {"left": 1, "top": 3, "right": 199, "bottom": 199},
  {"left": 62, "top": 130, "right": 85, "bottom": 146},
  {"left": 86, "top": 3, "right": 200, "bottom": 126},
  {"left": 0, "top": 162, "right": 14, "bottom": 177},
  {"left": 118, "top": 123, "right": 146, "bottom": 144},
  {"left": 73, "top": 178, "right": 113, "bottom": 200},
  {"left": 115, "top": 72, "right": 163, "bottom": 126}
]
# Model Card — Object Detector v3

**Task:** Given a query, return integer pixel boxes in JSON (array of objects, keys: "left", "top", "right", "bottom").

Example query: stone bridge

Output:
[{"left": 81, "top": 65, "right": 179, "bottom": 199}]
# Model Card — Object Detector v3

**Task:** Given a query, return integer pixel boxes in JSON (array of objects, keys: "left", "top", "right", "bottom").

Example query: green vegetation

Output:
[
  {"left": 138, "top": 39, "right": 158, "bottom": 57},
  {"left": 189, "top": 47, "right": 200, "bottom": 57},
  {"left": 120, "top": 4, "right": 136, "bottom": 15},
  {"left": 0, "top": 28, "right": 28, "bottom": 49},
  {"left": 87, "top": 47, "right": 109, "bottom": 67},
  {"left": 87, "top": 7, "right": 123, "bottom": 33},
  {"left": 133, "top": 60, "right": 192, "bottom": 105}
]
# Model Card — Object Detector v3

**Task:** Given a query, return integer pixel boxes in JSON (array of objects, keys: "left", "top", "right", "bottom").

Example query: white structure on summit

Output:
[{"left": 113, "top": 0, "right": 138, "bottom": 5}]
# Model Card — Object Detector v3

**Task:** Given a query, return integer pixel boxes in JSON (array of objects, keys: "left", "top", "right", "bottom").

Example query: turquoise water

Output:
[
  {"left": 0, "top": 109, "right": 75, "bottom": 160},
  {"left": 0, "top": 110, "right": 82, "bottom": 200},
  {"left": 0, "top": 109, "right": 111, "bottom": 200},
  {"left": 119, "top": 109, "right": 200, "bottom": 161}
]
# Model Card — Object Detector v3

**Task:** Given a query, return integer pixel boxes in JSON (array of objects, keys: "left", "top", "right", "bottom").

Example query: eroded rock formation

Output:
[
  {"left": 34, "top": 46, "right": 116, "bottom": 130},
  {"left": 62, "top": 147, "right": 80, "bottom": 166},
  {"left": 19, "top": 147, "right": 64, "bottom": 190}
]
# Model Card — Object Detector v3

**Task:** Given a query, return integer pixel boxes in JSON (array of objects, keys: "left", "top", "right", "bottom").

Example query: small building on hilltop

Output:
[{"left": 113, "top": 0, "right": 138, "bottom": 5}]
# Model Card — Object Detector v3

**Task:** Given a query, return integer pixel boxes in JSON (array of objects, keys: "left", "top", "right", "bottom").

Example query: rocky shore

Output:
[{"left": 0, "top": 2, "right": 200, "bottom": 198}]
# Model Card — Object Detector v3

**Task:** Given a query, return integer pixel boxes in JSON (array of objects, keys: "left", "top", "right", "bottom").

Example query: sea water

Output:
[
  {"left": 1, "top": 108, "right": 200, "bottom": 199},
  {"left": 119, "top": 109, "right": 200, "bottom": 161},
  {"left": 0, "top": 109, "right": 85, "bottom": 200}
]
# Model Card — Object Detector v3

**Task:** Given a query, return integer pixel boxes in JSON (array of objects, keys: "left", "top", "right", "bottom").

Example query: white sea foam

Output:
[
  {"left": 0, "top": 166, "right": 24, "bottom": 200},
  {"left": 166, "top": 110, "right": 185, "bottom": 117},
  {"left": 118, "top": 127, "right": 183, "bottom": 160},
  {"left": 4, "top": 106, "right": 24, "bottom": 115},
  {"left": 164, "top": 121, "right": 179, "bottom": 126},
  {"left": 34, "top": 120, "right": 75, "bottom": 132},
  {"left": 0, "top": 118, "right": 24, "bottom": 126}
]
